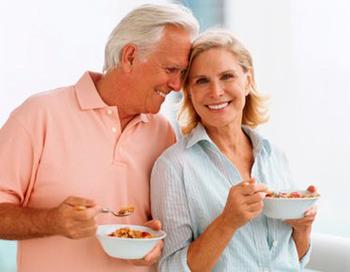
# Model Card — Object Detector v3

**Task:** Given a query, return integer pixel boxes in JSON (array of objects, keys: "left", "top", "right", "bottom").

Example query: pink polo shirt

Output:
[{"left": 0, "top": 72, "right": 176, "bottom": 272}]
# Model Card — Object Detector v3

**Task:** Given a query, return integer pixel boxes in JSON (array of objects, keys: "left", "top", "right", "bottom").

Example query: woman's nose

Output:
[{"left": 209, "top": 81, "right": 224, "bottom": 97}]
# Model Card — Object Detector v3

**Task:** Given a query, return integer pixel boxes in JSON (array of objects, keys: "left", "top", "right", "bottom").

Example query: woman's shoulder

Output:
[{"left": 156, "top": 136, "right": 189, "bottom": 163}]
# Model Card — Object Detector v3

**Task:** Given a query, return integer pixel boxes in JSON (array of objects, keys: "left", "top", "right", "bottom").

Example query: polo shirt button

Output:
[
  {"left": 107, "top": 109, "right": 113, "bottom": 115},
  {"left": 272, "top": 240, "right": 278, "bottom": 247},
  {"left": 112, "top": 127, "right": 117, "bottom": 133}
]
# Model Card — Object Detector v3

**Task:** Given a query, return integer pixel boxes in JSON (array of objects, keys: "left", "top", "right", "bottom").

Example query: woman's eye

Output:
[
  {"left": 195, "top": 78, "right": 208, "bottom": 84},
  {"left": 221, "top": 73, "right": 234, "bottom": 80}
]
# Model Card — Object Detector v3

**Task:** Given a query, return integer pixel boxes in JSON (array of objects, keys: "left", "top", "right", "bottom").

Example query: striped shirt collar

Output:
[{"left": 186, "top": 123, "right": 271, "bottom": 156}]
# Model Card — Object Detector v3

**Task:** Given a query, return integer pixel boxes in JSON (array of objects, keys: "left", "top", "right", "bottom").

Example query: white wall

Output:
[
  {"left": 0, "top": 0, "right": 168, "bottom": 126},
  {"left": 226, "top": 0, "right": 350, "bottom": 237}
]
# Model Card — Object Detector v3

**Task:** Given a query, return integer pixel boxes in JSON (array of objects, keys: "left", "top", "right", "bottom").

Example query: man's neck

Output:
[{"left": 96, "top": 71, "right": 139, "bottom": 131}]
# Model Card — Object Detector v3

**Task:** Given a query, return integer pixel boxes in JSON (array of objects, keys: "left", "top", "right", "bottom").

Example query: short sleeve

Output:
[{"left": 0, "top": 115, "right": 37, "bottom": 204}]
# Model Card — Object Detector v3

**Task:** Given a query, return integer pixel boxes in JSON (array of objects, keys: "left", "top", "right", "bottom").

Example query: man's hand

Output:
[
  {"left": 49, "top": 196, "right": 100, "bottom": 239},
  {"left": 127, "top": 219, "right": 164, "bottom": 266}
]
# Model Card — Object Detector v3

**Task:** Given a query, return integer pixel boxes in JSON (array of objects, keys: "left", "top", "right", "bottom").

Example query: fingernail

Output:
[{"left": 75, "top": 205, "right": 86, "bottom": 211}]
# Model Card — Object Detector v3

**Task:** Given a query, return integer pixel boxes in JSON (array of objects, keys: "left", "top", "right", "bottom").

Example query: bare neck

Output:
[
  {"left": 206, "top": 123, "right": 254, "bottom": 180},
  {"left": 206, "top": 123, "right": 252, "bottom": 157}
]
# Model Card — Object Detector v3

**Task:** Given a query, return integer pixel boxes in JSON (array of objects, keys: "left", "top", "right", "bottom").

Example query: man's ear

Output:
[{"left": 120, "top": 44, "right": 137, "bottom": 72}]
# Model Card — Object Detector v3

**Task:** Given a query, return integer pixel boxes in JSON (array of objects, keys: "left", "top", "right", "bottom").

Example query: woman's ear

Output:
[{"left": 120, "top": 44, "right": 137, "bottom": 72}]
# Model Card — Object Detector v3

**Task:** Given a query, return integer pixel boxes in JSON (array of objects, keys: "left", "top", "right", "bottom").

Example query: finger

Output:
[
  {"left": 247, "top": 201, "right": 264, "bottom": 213},
  {"left": 126, "top": 242, "right": 163, "bottom": 267},
  {"left": 144, "top": 240, "right": 163, "bottom": 263},
  {"left": 77, "top": 225, "right": 98, "bottom": 238},
  {"left": 64, "top": 196, "right": 96, "bottom": 209},
  {"left": 304, "top": 206, "right": 317, "bottom": 217},
  {"left": 285, "top": 215, "right": 316, "bottom": 225},
  {"left": 127, "top": 259, "right": 148, "bottom": 266},
  {"left": 144, "top": 219, "right": 162, "bottom": 230},
  {"left": 241, "top": 184, "right": 268, "bottom": 196},
  {"left": 245, "top": 192, "right": 266, "bottom": 205},
  {"left": 73, "top": 207, "right": 100, "bottom": 221}
]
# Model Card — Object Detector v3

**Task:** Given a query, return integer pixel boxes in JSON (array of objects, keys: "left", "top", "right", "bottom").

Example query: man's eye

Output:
[{"left": 165, "top": 67, "right": 179, "bottom": 74}]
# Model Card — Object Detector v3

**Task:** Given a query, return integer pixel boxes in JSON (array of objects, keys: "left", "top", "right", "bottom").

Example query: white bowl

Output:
[
  {"left": 263, "top": 190, "right": 319, "bottom": 220},
  {"left": 96, "top": 224, "right": 166, "bottom": 259}
]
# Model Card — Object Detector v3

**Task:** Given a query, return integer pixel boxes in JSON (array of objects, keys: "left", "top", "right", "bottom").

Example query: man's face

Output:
[{"left": 130, "top": 25, "right": 192, "bottom": 114}]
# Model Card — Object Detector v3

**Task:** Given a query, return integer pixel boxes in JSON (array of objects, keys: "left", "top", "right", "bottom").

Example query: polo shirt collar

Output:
[
  {"left": 75, "top": 71, "right": 108, "bottom": 110},
  {"left": 75, "top": 71, "right": 150, "bottom": 123}
]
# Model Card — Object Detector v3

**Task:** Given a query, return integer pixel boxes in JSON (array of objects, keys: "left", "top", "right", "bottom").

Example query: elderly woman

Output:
[{"left": 150, "top": 29, "right": 317, "bottom": 272}]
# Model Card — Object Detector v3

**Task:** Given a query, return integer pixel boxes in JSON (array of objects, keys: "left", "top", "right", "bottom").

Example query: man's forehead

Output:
[{"left": 155, "top": 46, "right": 191, "bottom": 67}]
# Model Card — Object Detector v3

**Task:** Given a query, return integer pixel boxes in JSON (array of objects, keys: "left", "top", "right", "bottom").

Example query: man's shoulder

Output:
[
  {"left": 145, "top": 113, "right": 171, "bottom": 126},
  {"left": 143, "top": 113, "right": 175, "bottom": 136},
  {"left": 9, "top": 86, "right": 76, "bottom": 126},
  {"left": 22, "top": 86, "right": 75, "bottom": 109}
]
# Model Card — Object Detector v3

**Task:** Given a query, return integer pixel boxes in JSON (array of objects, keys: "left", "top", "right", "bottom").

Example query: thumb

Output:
[{"left": 144, "top": 219, "right": 162, "bottom": 230}]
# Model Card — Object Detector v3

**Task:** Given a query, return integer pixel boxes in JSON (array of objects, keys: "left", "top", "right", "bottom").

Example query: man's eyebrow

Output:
[{"left": 165, "top": 64, "right": 184, "bottom": 69}]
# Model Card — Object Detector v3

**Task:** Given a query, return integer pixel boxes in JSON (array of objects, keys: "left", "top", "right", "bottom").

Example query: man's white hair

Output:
[{"left": 103, "top": 3, "right": 199, "bottom": 73}]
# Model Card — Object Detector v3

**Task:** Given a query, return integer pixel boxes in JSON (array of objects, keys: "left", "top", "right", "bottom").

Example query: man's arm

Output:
[{"left": 0, "top": 196, "right": 99, "bottom": 240}]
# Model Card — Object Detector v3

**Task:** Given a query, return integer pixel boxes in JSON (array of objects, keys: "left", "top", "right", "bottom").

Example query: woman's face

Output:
[{"left": 187, "top": 48, "right": 251, "bottom": 130}]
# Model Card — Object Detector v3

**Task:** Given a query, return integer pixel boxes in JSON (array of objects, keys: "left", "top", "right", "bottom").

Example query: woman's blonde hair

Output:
[{"left": 178, "top": 29, "right": 269, "bottom": 135}]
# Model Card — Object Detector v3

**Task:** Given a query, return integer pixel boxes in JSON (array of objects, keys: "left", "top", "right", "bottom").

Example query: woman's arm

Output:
[
  {"left": 187, "top": 180, "right": 267, "bottom": 271},
  {"left": 286, "top": 206, "right": 317, "bottom": 259},
  {"left": 187, "top": 214, "right": 236, "bottom": 272}
]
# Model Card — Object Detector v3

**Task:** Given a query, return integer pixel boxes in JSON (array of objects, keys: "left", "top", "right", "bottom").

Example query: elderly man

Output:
[{"left": 0, "top": 3, "right": 199, "bottom": 272}]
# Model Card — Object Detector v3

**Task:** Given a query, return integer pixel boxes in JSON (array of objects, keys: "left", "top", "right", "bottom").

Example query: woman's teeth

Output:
[{"left": 207, "top": 102, "right": 229, "bottom": 110}]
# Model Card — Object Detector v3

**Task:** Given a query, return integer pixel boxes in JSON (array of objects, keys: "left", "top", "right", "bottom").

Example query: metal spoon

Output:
[
  {"left": 99, "top": 206, "right": 134, "bottom": 217},
  {"left": 75, "top": 205, "right": 134, "bottom": 217}
]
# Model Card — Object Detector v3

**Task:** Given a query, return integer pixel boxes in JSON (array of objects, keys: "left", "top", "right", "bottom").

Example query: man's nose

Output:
[{"left": 168, "top": 74, "right": 182, "bottom": 92}]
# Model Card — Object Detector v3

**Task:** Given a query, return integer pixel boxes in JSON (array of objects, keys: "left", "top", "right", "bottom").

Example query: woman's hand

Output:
[
  {"left": 221, "top": 178, "right": 268, "bottom": 230},
  {"left": 285, "top": 185, "right": 318, "bottom": 259},
  {"left": 285, "top": 206, "right": 317, "bottom": 233}
]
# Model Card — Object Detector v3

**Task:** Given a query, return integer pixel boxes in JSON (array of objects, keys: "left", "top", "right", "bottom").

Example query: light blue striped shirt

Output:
[{"left": 151, "top": 124, "right": 311, "bottom": 272}]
